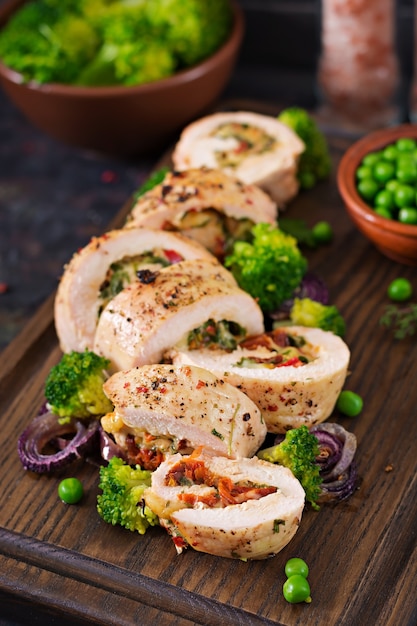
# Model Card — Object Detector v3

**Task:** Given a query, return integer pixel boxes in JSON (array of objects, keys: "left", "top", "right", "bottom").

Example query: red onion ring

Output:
[
  {"left": 313, "top": 430, "right": 343, "bottom": 473},
  {"left": 311, "top": 422, "right": 357, "bottom": 481},
  {"left": 311, "top": 422, "right": 358, "bottom": 502},
  {"left": 17, "top": 410, "right": 100, "bottom": 473},
  {"left": 318, "top": 462, "right": 358, "bottom": 503}
]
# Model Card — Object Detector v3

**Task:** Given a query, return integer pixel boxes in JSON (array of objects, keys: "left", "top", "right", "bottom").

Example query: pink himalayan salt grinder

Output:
[{"left": 317, "top": 0, "right": 400, "bottom": 133}]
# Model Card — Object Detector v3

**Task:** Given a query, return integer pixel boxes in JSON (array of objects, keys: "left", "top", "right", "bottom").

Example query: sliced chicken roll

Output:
[
  {"left": 93, "top": 258, "right": 265, "bottom": 372},
  {"left": 144, "top": 448, "right": 305, "bottom": 560},
  {"left": 102, "top": 364, "right": 267, "bottom": 469},
  {"left": 54, "top": 227, "right": 215, "bottom": 353},
  {"left": 171, "top": 111, "right": 305, "bottom": 207},
  {"left": 126, "top": 167, "right": 277, "bottom": 259},
  {"left": 169, "top": 326, "right": 350, "bottom": 433}
]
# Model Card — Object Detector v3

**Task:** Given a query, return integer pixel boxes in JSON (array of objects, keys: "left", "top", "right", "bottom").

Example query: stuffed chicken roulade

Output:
[
  {"left": 144, "top": 448, "right": 305, "bottom": 560},
  {"left": 101, "top": 364, "right": 267, "bottom": 469},
  {"left": 168, "top": 326, "right": 350, "bottom": 433},
  {"left": 171, "top": 111, "right": 305, "bottom": 207},
  {"left": 93, "top": 258, "right": 265, "bottom": 372},
  {"left": 126, "top": 167, "right": 277, "bottom": 259},
  {"left": 54, "top": 227, "right": 215, "bottom": 353}
]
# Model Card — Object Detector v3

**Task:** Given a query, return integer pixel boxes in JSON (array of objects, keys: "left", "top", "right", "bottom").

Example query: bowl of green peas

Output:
[{"left": 337, "top": 124, "right": 417, "bottom": 265}]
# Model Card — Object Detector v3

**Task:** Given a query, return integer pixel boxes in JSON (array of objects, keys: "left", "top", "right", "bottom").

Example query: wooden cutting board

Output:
[{"left": 1, "top": 120, "right": 416, "bottom": 626}]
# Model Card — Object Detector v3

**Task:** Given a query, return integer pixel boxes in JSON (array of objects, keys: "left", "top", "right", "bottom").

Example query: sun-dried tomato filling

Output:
[{"left": 165, "top": 457, "right": 277, "bottom": 507}]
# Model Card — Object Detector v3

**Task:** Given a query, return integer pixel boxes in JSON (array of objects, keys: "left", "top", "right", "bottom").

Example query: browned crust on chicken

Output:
[
  {"left": 93, "top": 258, "right": 264, "bottom": 372},
  {"left": 54, "top": 227, "right": 216, "bottom": 353},
  {"left": 126, "top": 167, "right": 277, "bottom": 230}
]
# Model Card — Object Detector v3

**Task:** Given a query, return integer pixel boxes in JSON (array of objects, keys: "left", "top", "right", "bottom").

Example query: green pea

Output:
[
  {"left": 396, "top": 137, "right": 417, "bottom": 152},
  {"left": 374, "top": 189, "right": 394, "bottom": 211},
  {"left": 283, "top": 575, "right": 312, "bottom": 604},
  {"left": 394, "top": 184, "right": 415, "bottom": 208},
  {"left": 398, "top": 207, "right": 417, "bottom": 225},
  {"left": 356, "top": 165, "right": 373, "bottom": 180},
  {"left": 336, "top": 390, "right": 363, "bottom": 417},
  {"left": 285, "top": 558, "right": 309, "bottom": 579},
  {"left": 387, "top": 277, "right": 413, "bottom": 302},
  {"left": 299, "top": 171, "right": 316, "bottom": 189},
  {"left": 396, "top": 153, "right": 415, "bottom": 167},
  {"left": 385, "top": 179, "right": 400, "bottom": 193},
  {"left": 372, "top": 161, "right": 395, "bottom": 184},
  {"left": 362, "top": 151, "right": 381, "bottom": 167},
  {"left": 357, "top": 178, "right": 379, "bottom": 202},
  {"left": 374, "top": 207, "right": 393, "bottom": 220},
  {"left": 312, "top": 221, "right": 333, "bottom": 244},
  {"left": 382, "top": 145, "right": 398, "bottom": 161},
  {"left": 396, "top": 162, "right": 417, "bottom": 185},
  {"left": 58, "top": 477, "right": 84, "bottom": 504}
]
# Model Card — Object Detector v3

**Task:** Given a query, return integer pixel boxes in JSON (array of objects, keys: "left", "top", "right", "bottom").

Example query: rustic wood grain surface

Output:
[{"left": 1, "top": 122, "right": 417, "bottom": 626}]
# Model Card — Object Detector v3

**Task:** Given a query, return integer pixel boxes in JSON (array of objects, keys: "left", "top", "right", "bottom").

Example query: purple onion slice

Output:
[
  {"left": 318, "top": 462, "right": 358, "bottom": 503},
  {"left": 313, "top": 429, "right": 343, "bottom": 473},
  {"left": 17, "top": 410, "right": 100, "bottom": 473},
  {"left": 270, "top": 272, "right": 330, "bottom": 319},
  {"left": 99, "top": 425, "right": 127, "bottom": 462},
  {"left": 312, "top": 422, "right": 358, "bottom": 502},
  {"left": 312, "top": 422, "right": 357, "bottom": 481}
]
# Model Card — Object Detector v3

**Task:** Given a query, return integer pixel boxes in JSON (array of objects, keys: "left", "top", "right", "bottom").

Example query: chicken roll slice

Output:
[
  {"left": 144, "top": 448, "right": 305, "bottom": 560},
  {"left": 126, "top": 167, "right": 277, "bottom": 260},
  {"left": 102, "top": 364, "right": 267, "bottom": 469},
  {"left": 171, "top": 111, "right": 305, "bottom": 207},
  {"left": 168, "top": 326, "right": 350, "bottom": 433},
  {"left": 93, "top": 258, "right": 264, "bottom": 372},
  {"left": 55, "top": 227, "right": 215, "bottom": 353}
]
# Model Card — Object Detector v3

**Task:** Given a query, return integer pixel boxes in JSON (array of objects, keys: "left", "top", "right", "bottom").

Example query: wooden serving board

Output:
[{"left": 1, "top": 124, "right": 417, "bottom": 626}]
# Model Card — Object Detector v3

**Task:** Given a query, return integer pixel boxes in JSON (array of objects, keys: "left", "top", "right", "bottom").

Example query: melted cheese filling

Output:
[
  {"left": 101, "top": 411, "right": 193, "bottom": 470},
  {"left": 163, "top": 208, "right": 253, "bottom": 259}
]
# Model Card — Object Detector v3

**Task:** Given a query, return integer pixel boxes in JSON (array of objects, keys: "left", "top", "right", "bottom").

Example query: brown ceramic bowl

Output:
[
  {"left": 0, "top": 0, "right": 244, "bottom": 157},
  {"left": 337, "top": 124, "right": 417, "bottom": 266}
]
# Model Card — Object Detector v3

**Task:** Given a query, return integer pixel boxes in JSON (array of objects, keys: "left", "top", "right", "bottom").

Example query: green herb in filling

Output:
[
  {"left": 187, "top": 319, "right": 246, "bottom": 351},
  {"left": 273, "top": 519, "right": 285, "bottom": 533},
  {"left": 98, "top": 252, "right": 171, "bottom": 314},
  {"left": 211, "top": 122, "right": 276, "bottom": 168}
]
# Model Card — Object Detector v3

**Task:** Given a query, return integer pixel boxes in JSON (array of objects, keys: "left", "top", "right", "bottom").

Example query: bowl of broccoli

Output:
[{"left": 0, "top": 0, "right": 244, "bottom": 157}]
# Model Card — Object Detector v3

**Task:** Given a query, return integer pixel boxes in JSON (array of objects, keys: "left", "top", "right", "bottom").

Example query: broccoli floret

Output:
[
  {"left": 110, "top": 39, "right": 176, "bottom": 86},
  {"left": 0, "top": 1, "right": 59, "bottom": 84},
  {"left": 97, "top": 456, "right": 159, "bottom": 534},
  {"left": 79, "top": 2, "right": 175, "bottom": 87},
  {"left": 278, "top": 107, "right": 331, "bottom": 190},
  {"left": 288, "top": 297, "right": 346, "bottom": 337},
  {"left": 225, "top": 223, "right": 308, "bottom": 313},
  {"left": 0, "top": 1, "right": 99, "bottom": 84},
  {"left": 257, "top": 426, "right": 322, "bottom": 509},
  {"left": 48, "top": 15, "right": 100, "bottom": 71},
  {"left": 44, "top": 350, "right": 113, "bottom": 422},
  {"left": 146, "top": 0, "right": 233, "bottom": 66}
]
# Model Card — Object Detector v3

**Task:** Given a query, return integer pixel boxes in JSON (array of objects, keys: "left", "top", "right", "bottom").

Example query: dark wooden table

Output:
[{"left": 1, "top": 121, "right": 417, "bottom": 626}]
